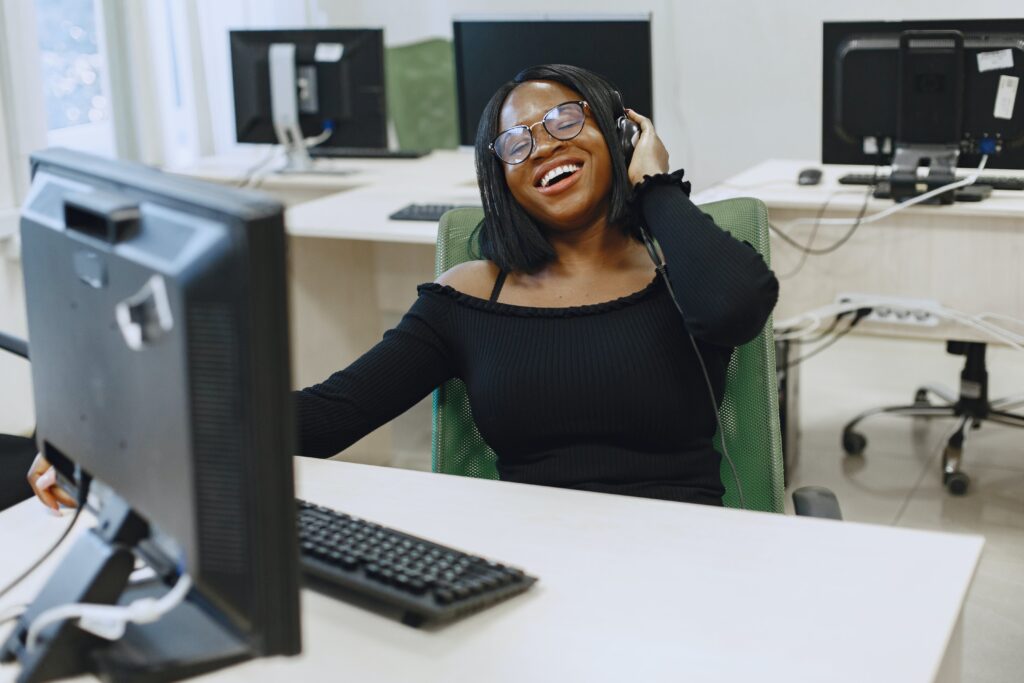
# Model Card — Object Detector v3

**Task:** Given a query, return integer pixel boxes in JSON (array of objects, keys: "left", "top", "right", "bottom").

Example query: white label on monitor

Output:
[
  {"left": 977, "top": 49, "right": 1014, "bottom": 73},
  {"left": 994, "top": 75, "right": 1019, "bottom": 120},
  {"left": 314, "top": 43, "right": 344, "bottom": 62}
]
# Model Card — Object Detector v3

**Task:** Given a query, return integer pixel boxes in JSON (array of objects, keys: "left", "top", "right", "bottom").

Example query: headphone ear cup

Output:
[{"left": 616, "top": 115, "right": 640, "bottom": 165}]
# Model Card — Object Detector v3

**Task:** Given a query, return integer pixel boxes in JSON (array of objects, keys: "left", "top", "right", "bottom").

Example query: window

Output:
[{"left": 34, "top": 0, "right": 116, "bottom": 156}]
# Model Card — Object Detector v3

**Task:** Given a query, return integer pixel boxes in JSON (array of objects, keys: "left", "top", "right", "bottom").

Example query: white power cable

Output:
[
  {"left": 775, "top": 300, "right": 1024, "bottom": 351},
  {"left": 933, "top": 310, "right": 1024, "bottom": 351},
  {"left": 774, "top": 155, "right": 989, "bottom": 231},
  {"left": 238, "top": 125, "right": 333, "bottom": 188},
  {"left": 26, "top": 573, "right": 192, "bottom": 652},
  {"left": 304, "top": 127, "right": 333, "bottom": 148},
  {"left": 977, "top": 312, "right": 1024, "bottom": 332},
  {"left": 777, "top": 301, "right": 901, "bottom": 341}
]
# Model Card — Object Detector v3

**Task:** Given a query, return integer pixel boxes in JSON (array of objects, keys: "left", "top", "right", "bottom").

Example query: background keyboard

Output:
[
  {"left": 839, "top": 173, "right": 1024, "bottom": 191},
  {"left": 309, "top": 146, "right": 427, "bottom": 159},
  {"left": 296, "top": 499, "right": 537, "bottom": 626},
  {"left": 389, "top": 203, "right": 481, "bottom": 222}
]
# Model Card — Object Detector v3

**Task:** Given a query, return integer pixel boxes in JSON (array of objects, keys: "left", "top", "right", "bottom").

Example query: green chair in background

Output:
[
  {"left": 384, "top": 38, "right": 460, "bottom": 151},
  {"left": 431, "top": 200, "right": 839, "bottom": 517}
]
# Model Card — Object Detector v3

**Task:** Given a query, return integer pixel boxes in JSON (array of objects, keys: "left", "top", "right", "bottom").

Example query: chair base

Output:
[{"left": 840, "top": 341, "right": 1024, "bottom": 495}]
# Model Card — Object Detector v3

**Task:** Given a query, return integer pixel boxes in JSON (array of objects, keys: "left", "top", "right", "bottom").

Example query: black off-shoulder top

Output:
[{"left": 295, "top": 172, "right": 778, "bottom": 506}]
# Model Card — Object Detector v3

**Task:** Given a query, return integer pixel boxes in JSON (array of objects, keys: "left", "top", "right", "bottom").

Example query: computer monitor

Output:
[
  {"left": 1, "top": 148, "right": 300, "bottom": 681},
  {"left": 823, "top": 19, "right": 1024, "bottom": 171},
  {"left": 453, "top": 16, "right": 653, "bottom": 146},
  {"left": 230, "top": 28, "right": 387, "bottom": 168}
]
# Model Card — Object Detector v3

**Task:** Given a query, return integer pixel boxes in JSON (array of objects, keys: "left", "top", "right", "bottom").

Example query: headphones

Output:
[{"left": 613, "top": 91, "right": 641, "bottom": 165}]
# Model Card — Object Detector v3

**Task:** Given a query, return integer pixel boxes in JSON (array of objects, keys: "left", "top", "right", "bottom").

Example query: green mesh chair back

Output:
[
  {"left": 384, "top": 38, "right": 459, "bottom": 151},
  {"left": 432, "top": 199, "right": 785, "bottom": 513}
]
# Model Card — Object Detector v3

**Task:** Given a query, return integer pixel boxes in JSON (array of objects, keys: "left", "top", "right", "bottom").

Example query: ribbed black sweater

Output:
[{"left": 295, "top": 173, "right": 779, "bottom": 506}]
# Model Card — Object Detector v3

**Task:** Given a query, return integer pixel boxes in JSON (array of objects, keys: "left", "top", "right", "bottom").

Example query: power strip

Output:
[{"left": 836, "top": 293, "right": 941, "bottom": 327}]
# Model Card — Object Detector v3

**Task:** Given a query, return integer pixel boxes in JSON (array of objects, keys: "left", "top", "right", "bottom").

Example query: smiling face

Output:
[{"left": 498, "top": 80, "right": 615, "bottom": 233}]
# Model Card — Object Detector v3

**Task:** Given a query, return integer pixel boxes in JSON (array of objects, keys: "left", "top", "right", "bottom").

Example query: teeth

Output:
[{"left": 540, "top": 163, "right": 581, "bottom": 188}]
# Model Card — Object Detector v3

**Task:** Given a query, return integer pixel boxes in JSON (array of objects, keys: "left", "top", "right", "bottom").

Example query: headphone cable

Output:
[{"left": 642, "top": 231, "right": 747, "bottom": 510}]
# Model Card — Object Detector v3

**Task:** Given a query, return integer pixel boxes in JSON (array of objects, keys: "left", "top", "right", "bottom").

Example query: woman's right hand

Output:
[
  {"left": 27, "top": 453, "right": 77, "bottom": 511},
  {"left": 624, "top": 109, "right": 670, "bottom": 187}
]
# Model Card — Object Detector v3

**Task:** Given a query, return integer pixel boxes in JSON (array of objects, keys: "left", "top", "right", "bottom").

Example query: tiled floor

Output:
[{"left": 786, "top": 335, "right": 1024, "bottom": 683}]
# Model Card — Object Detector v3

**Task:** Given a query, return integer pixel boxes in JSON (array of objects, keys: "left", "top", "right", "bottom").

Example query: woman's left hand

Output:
[{"left": 625, "top": 109, "right": 669, "bottom": 187}]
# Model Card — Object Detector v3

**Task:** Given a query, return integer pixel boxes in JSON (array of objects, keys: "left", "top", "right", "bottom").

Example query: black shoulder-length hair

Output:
[{"left": 473, "top": 64, "right": 640, "bottom": 274}]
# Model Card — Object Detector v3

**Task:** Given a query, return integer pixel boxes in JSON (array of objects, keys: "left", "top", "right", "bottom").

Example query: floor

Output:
[
  {"left": 381, "top": 332, "right": 1024, "bottom": 681},
  {"left": 784, "top": 335, "right": 1024, "bottom": 683}
]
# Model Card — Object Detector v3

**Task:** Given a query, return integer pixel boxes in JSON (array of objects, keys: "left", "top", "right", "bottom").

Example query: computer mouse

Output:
[{"left": 798, "top": 168, "right": 822, "bottom": 186}]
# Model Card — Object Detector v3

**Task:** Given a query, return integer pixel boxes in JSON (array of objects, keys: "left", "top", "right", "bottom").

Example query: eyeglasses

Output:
[{"left": 489, "top": 101, "right": 589, "bottom": 165}]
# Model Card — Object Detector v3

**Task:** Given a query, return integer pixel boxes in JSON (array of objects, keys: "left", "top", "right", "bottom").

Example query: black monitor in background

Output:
[
  {"left": 0, "top": 148, "right": 300, "bottom": 681},
  {"left": 453, "top": 17, "right": 653, "bottom": 146},
  {"left": 823, "top": 19, "right": 1024, "bottom": 172},
  {"left": 230, "top": 28, "right": 387, "bottom": 167}
]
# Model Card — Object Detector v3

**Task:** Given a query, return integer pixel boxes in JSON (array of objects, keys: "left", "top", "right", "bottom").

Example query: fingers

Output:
[
  {"left": 623, "top": 108, "right": 670, "bottom": 184},
  {"left": 36, "top": 485, "right": 59, "bottom": 511},
  {"left": 52, "top": 484, "right": 78, "bottom": 508},
  {"left": 35, "top": 465, "right": 56, "bottom": 490},
  {"left": 626, "top": 108, "right": 654, "bottom": 133},
  {"left": 27, "top": 455, "right": 78, "bottom": 510},
  {"left": 38, "top": 467, "right": 78, "bottom": 508},
  {"left": 28, "top": 466, "right": 59, "bottom": 511}
]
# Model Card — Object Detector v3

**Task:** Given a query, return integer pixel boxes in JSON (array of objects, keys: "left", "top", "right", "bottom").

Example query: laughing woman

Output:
[
  {"left": 29, "top": 64, "right": 777, "bottom": 510},
  {"left": 293, "top": 64, "right": 778, "bottom": 507}
]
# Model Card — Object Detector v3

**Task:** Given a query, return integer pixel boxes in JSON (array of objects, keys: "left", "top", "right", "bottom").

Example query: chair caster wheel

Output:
[
  {"left": 944, "top": 471, "right": 970, "bottom": 496},
  {"left": 842, "top": 431, "right": 867, "bottom": 456}
]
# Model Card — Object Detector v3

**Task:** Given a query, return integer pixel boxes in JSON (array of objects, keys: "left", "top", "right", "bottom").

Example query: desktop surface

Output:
[
  {"left": 171, "top": 148, "right": 476, "bottom": 196},
  {"left": 693, "top": 159, "right": 1024, "bottom": 219},
  {"left": 0, "top": 458, "right": 982, "bottom": 682}
]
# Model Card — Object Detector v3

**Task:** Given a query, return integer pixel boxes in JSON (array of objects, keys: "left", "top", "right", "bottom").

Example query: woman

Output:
[
  {"left": 29, "top": 64, "right": 777, "bottom": 509},
  {"left": 295, "top": 64, "right": 777, "bottom": 506}
]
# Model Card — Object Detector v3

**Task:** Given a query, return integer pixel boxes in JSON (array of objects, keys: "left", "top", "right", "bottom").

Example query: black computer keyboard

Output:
[
  {"left": 308, "top": 146, "right": 427, "bottom": 159},
  {"left": 296, "top": 499, "right": 537, "bottom": 626},
  {"left": 389, "top": 203, "right": 481, "bottom": 222},
  {"left": 838, "top": 172, "right": 1024, "bottom": 190}
]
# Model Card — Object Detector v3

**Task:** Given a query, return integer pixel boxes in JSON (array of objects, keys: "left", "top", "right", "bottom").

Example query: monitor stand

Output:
[
  {"left": 269, "top": 42, "right": 313, "bottom": 173},
  {"left": 879, "top": 143, "right": 991, "bottom": 203},
  {"left": 0, "top": 495, "right": 253, "bottom": 683}
]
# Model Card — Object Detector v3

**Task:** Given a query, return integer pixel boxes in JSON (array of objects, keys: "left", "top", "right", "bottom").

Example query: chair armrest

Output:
[{"left": 792, "top": 486, "right": 843, "bottom": 520}]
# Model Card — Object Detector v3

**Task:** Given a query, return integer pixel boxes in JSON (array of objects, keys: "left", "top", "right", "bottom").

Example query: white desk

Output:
[
  {"left": 174, "top": 147, "right": 478, "bottom": 208},
  {"left": 0, "top": 458, "right": 983, "bottom": 682},
  {"left": 285, "top": 180, "right": 480, "bottom": 244}
]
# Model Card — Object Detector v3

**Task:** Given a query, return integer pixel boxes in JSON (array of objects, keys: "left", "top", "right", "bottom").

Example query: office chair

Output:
[
  {"left": 842, "top": 340, "right": 1024, "bottom": 495},
  {"left": 0, "top": 331, "right": 36, "bottom": 511},
  {"left": 431, "top": 200, "right": 840, "bottom": 517},
  {"left": 384, "top": 38, "right": 460, "bottom": 151}
]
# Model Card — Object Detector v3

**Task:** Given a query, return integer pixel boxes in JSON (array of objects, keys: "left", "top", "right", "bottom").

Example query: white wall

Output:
[
  {"left": 314, "top": 0, "right": 1023, "bottom": 191},
  {"left": 0, "top": 0, "right": 42, "bottom": 436}
]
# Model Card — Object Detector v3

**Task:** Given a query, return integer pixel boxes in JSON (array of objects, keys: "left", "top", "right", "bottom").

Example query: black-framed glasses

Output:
[{"left": 489, "top": 101, "right": 589, "bottom": 165}]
